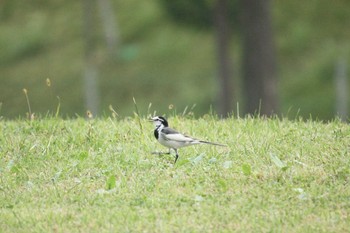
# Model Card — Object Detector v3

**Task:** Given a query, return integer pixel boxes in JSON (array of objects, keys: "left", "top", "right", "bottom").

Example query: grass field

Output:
[{"left": 0, "top": 116, "right": 349, "bottom": 232}]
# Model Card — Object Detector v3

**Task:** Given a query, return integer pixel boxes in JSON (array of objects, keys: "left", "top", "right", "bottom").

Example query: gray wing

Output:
[
  {"left": 161, "top": 127, "right": 180, "bottom": 135},
  {"left": 161, "top": 127, "right": 199, "bottom": 143},
  {"left": 161, "top": 127, "right": 226, "bottom": 147}
]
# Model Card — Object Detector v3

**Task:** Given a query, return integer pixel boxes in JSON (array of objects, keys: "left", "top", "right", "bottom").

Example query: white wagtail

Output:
[{"left": 150, "top": 116, "right": 226, "bottom": 164}]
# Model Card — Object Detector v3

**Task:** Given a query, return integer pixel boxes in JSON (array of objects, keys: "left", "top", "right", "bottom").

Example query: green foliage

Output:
[
  {"left": 158, "top": 0, "right": 239, "bottom": 29},
  {"left": 0, "top": 116, "right": 349, "bottom": 232},
  {"left": 0, "top": 14, "right": 48, "bottom": 65},
  {"left": 0, "top": 0, "right": 350, "bottom": 119},
  {"left": 159, "top": 0, "right": 213, "bottom": 29},
  {"left": 275, "top": 1, "right": 350, "bottom": 119}
]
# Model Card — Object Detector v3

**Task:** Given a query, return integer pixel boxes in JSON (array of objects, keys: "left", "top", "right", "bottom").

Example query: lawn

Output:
[{"left": 0, "top": 116, "right": 349, "bottom": 232}]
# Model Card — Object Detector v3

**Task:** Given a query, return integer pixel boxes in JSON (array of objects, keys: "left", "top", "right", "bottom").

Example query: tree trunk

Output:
[
  {"left": 334, "top": 57, "right": 348, "bottom": 121},
  {"left": 82, "top": 0, "right": 100, "bottom": 116},
  {"left": 240, "top": 0, "right": 278, "bottom": 115},
  {"left": 213, "top": 0, "right": 233, "bottom": 117},
  {"left": 97, "top": 0, "right": 119, "bottom": 56}
]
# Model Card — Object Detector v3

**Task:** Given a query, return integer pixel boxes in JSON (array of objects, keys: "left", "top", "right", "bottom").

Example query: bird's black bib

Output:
[{"left": 154, "top": 128, "right": 159, "bottom": 139}]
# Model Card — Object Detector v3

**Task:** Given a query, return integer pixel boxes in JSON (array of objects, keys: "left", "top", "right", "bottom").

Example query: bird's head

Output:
[{"left": 149, "top": 116, "right": 168, "bottom": 127}]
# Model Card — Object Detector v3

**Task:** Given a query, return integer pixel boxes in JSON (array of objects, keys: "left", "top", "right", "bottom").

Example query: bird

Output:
[{"left": 150, "top": 116, "right": 226, "bottom": 164}]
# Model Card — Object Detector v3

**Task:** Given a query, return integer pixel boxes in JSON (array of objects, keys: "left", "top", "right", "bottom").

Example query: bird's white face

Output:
[
  {"left": 150, "top": 116, "right": 167, "bottom": 128},
  {"left": 151, "top": 117, "right": 162, "bottom": 127}
]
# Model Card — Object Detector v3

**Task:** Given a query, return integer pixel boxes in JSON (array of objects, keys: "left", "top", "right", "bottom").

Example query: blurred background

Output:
[{"left": 0, "top": 0, "right": 349, "bottom": 120}]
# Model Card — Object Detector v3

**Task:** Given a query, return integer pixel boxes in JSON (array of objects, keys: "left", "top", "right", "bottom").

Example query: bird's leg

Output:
[{"left": 174, "top": 149, "right": 179, "bottom": 164}]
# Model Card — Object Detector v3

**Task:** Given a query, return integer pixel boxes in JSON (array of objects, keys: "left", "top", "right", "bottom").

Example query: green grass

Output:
[{"left": 0, "top": 116, "right": 349, "bottom": 232}]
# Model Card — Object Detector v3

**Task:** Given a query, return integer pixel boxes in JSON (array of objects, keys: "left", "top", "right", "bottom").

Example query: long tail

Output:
[{"left": 199, "top": 140, "right": 227, "bottom": 147}]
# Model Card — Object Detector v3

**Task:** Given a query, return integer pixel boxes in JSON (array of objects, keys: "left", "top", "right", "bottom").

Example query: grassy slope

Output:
[{"left": 1, "top": 117, "right": 349, "bottom": 232}]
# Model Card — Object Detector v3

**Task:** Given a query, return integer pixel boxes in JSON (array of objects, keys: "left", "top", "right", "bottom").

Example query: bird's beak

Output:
[{"left": 148, "top": 118, "right": 154, "bottom": 122}]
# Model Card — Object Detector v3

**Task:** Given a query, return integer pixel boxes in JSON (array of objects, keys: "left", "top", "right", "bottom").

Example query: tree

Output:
[
  {"left": 82, "top": 0, "right": 119, "bottom": 116},
  {"left": 213, "top": 0, "right": 234, "bottom": 116},
  {"left": 240, "top": 0, "right": 278, "bottom": 115},
  {"left": 159, "top": 0, "right": 278, "bottom": 116},
  {"left": 97, "top": 0, "right": 119, "bottom": 56},
  {"left": 159, "top": 0, "right": 238, "bottom": 116}
]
